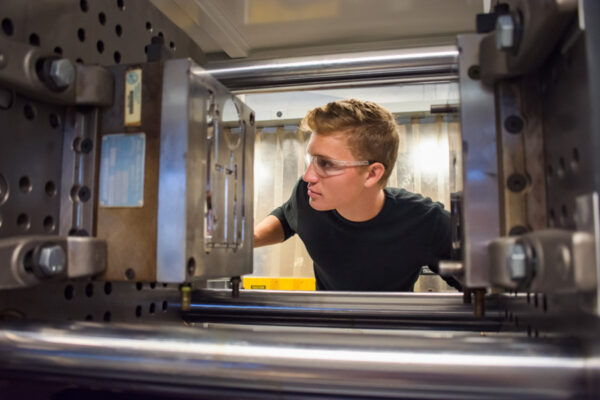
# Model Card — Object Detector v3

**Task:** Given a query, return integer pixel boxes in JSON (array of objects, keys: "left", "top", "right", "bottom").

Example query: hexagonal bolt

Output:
[
  {"left": 496, "top": 14, "right": 515, "bottom": 50},
  {"left": 37, "top": 244, "right": 66, "bottom": 277},
  {"left": 506, "top": 242, "right": 527, "bottom": 281},
  {"left": 49, "top": 59, "right": 75, "bottom": 89}
]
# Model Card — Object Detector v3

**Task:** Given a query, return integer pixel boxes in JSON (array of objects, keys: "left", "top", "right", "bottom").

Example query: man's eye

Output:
[{"left": 316, "top": 158, "right": 334, "bottom": 169}]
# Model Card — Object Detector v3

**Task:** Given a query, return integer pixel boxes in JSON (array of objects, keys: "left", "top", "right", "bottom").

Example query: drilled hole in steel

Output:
[
  {"left": 0, "top": 174, "right": 7, "bottom": 206},
  {"left": 103, "top": 311, "right": 111, "bottom": 322},
  {"left": 549, "top": 208, "right": 555, "bottom": 227},
  {"left": 43, "top": 216, "right": 55, "bottom": 233},
  {"left": 158, "top": 31, "right": 164, "bottom": 39},
  {"left": 85, "top": 283, "right": 94, "bottom": 297},
  {"left": 135, "top": 305, "right": 142, "bottom": 317},
  {"left": 2, "top": 19, "right": 14, "bottom": 36},
  {"left": 125, "top": 268, "right": 135, "bottom": 280},
  {"left": 169, "top": 41, "right": 175, "bottom": 51},
  {"left": 77, "top": 28, "right": 85, "bottom": 42},
  {"left": 150, "top": 282, "right": 156, "bottom": 289},
  {"left": 65, "top": 284, "right": 74, "bottom": 300},
  {"left": 49, "top": 113, "right": 60, "bottom": 128},
  {"left": 187, "top": 257, "right": 196, "bottom": 275},
  {"left": 17, "top": 214, "right": 30, "bottom": 231},
  {"left": 543, "top": 294, "right": 548, "bottom": 312},
  {"left": 80, "top": 0, "right": 89, "bottom": 12},
  {"left": 19, "top": 176, "right": 32, "bottom": 193},
  {"left": 76, "top": 58, "right": 84, "bottom": 64},
  {"left": 114, "top": 51, "right": 121, "bottom": 64},
  {"left": 115, "top": 24, "right": 122, "bottom": 37},
  {"left": 534, "top": 293, "right": 539, "bottom": 308},
  {"left": 162, "top": 301, "right": 168, "bottom": 311},
  {"left": 29, "top": 33, "right": 40, "bottom": 46},
  {"left": 135, "top": 282, "right": 143, "bottom": 291},
  {"left": 527, "top": 326, "right": 532, "bottom": 337},
  {"left": 149, "top": 303, "right": 156, "bottom": 314},
  {"left": 24, "top": 104, "right": 36, "bottom": 120},
  {"left": 146, "top": 21, "right": 153, "bottom": 32},
  {"left": 45, "top": 180, "right": 57, "bottom": 197},
  {"left": 98, "top": 12, "right": 106, "bottom": 25},
  {"left": 0, "top": 88, "right": 14, "bottom": 109},
  {"left": 557, "top": 157, "right": 566, "bottom": 178},
  {"left": 85, "top": 314, "right": 93, "bottom": 321},
  {"left": 97, "top": 40, "right": 104, "bottom": 54},
  {"left": 104, "top": 282, "right": 113, "bottom": 295},
  {"left": 571, "top": 148, "right": 579, "bottom": 172},
  {"left": 144, "top": 45, "right": 148, "bottom": 54},
  {"left": 54, "top": 47, "right": 63, "bottom": 55},
  {"left": 117, "top": 0, "right": 125, "bottom": 10}
]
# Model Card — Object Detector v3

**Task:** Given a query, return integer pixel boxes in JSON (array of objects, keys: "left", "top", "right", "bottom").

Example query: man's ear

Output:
[{"left": 364, "top": 162, "right": 385, "bottom": 188}]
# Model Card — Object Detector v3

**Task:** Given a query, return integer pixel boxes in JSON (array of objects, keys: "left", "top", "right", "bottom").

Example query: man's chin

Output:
[{"left": 308, "top": 198, "right": 334, "bottom": 211}]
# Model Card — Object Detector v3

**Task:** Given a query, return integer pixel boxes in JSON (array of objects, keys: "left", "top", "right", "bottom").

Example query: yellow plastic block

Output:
[{"left": 243, "top": 277, "right": 316, "bottom": 291}]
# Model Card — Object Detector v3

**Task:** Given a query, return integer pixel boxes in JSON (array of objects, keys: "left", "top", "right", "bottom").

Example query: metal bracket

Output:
[
  {"left": 0, "top": 236, "right": 106, "bottom": 290},
  {"left": 0, "top": 35, "right": 113, "bottom": 106}
]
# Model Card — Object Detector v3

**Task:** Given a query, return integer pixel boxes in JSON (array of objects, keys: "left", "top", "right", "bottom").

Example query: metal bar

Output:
[
  {"left": 0, "top": 320, "right": 595, "bottom": 399},
  {"left": 458, "top": 34, "right": 501, "bottom": 287},
  {"left": 184, "top": 290, "right": 503, "bottom": 331},
  {"left": 205, "top": 45, "right": 458, "bottom": 90}
]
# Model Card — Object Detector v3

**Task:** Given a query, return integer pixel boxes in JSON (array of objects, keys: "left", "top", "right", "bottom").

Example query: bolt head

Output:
[
  {"left": 37, "top": 245, "right": 66, "bottom": 276},
  {"left": 496, "top": 14, "right": 515, "bottom": 50},
  {"left": 507, "top": 243, "right": 527, "bottom": 281},
  {"left": 49, "top": 59, "right": 75, "bottom": 89}
]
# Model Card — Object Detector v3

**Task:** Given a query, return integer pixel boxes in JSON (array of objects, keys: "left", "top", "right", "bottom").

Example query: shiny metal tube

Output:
[
  {"left": 186, "top": 290, "right": 503, "bottom": 331},
  {"left": 204, "top": 45, "right": 458, "bottom": 91},
  {"left": 0, "top": 320, "right": 595, "bottom": 399}
]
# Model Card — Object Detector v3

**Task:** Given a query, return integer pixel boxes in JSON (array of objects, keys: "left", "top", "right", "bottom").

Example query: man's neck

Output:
[{"left": 336, "top": 188, "right": 386, "bottom": 222}]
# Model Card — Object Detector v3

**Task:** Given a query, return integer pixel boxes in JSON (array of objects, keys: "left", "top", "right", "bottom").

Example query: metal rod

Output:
[
  {"left": 203, "top": 45, "right": 458, "bottom": 91},
  {"left": 185, "top": 289, "right": 502, "bottom": 331},
  {"left": 0, "top": 320, "right": 595, "bottom": 399}
]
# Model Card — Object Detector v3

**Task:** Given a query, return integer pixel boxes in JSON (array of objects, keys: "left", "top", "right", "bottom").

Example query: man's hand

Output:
[{"left": 253, "top": 215, "right": 285, "bottom": 248}]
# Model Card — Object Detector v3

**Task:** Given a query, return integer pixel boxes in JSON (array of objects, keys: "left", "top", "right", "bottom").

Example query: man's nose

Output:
[{"left": 302, "top": 162, "right": 319, "bottom": 183}]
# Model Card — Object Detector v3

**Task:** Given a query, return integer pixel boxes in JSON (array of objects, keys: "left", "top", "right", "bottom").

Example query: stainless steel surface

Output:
[
  {"left": 186, "top": 290, "right": 502, "bottom": 331},
  {"left": 0, "top": 319, "right": 596, "bottom": 399},
  {"left": 205, "top": 46, "right": 458, "bottom": 90},
  {"left": 458, "top": 34, "right": 500, "bottom": 287},
  {"left": 66, "top": 236, "right": 107, "bottom": 279},
  {"left": 156, "top": 59, "right": 254, "bottom": 283}
]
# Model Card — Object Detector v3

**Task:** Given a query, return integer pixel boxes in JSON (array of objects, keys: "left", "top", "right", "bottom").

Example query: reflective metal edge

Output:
[
  {"left": 205, "top": 45, "right": 458, "bottom": 90},
  {"left": 0, "top": 320, "right": 595, "bottom": 399}
]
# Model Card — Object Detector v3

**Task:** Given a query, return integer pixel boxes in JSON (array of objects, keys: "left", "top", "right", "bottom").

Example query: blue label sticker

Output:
[{"left": 99, "top": 133, "right": 146, "bottom": 207}]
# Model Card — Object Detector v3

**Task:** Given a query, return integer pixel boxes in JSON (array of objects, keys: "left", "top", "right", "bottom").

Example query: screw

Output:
[
  {"left": 496, "top": 14, "right": 515, "bottom": 50},
  {"left": 37, "top": 244, "right": 66, "bottom": 277},
  {"left": 507, "top": 243, "right": 527, "bottom": 281},
  {"left": 507, "top": 173, "right": 528, "bottom": 193},
  {"left": 49, "top": 59, "right": 75, "bottom": 89},
  {"left": 467, "top": 65, "right": 481, "bottom": 80},
  {"left": 504, "top": 115, "right": 524, "bottom": 134}
]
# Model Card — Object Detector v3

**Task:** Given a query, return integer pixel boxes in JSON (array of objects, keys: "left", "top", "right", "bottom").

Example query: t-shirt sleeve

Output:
[
  {"left": 268, "top": 179, "right": 302, "bottom": 241},
  {"left": 428, "top": 204, "right": 462, "bottom": 291}
]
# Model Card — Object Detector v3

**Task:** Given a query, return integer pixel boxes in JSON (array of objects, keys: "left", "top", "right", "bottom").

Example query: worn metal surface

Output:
[
  {"left": 457, "top": 34, "right": 500, "bottom": 287},
  {"left": 156, "top": 60, "right": 254, "bottom": 283}
]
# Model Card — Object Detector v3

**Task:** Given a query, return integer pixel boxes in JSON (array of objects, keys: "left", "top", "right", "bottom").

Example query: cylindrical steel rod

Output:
[
  {"left": 203, "top": 45, "right": 458, "bottom": 91},
  {"left": 0, "top": 320, "right": 594, "bottom": 399}
]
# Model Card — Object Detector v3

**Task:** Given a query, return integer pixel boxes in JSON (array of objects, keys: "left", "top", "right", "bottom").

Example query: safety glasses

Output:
[{"left": 305, "top": 153, "right": 373, "bottom": 177}]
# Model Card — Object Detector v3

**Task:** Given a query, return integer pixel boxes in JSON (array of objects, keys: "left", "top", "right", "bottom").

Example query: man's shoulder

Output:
[{"left": 384, "top": 187, "right": 447, "bottom": 215}]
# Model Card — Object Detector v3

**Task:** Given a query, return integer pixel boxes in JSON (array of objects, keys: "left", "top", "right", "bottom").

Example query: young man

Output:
[{"left": 254, "top": 99, "right": 457, "bottom": 291}]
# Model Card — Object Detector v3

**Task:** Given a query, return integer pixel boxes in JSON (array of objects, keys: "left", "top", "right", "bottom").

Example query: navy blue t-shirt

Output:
[{"left": 271, "top": 179, "right": 454, "bottom": 291}]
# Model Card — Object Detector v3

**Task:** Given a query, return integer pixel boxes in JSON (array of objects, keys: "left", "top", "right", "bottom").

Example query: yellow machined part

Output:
[{"left": 243, "top": 277, "right": 316, "bottom": 291}]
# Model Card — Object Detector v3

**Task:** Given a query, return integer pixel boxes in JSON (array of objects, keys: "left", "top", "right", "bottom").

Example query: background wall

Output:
[{"left": 246, "top": 83, "right": 461, "bottom": 291}]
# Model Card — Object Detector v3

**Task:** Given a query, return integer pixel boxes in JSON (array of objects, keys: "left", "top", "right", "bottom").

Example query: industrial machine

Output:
[{"left": 1, "top": 0, "right": 600, "bottom": 398}]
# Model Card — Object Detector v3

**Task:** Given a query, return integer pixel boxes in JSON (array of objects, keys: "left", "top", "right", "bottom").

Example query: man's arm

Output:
[{"left": 253, "top": 215, "right": 285, "bottom": 248}]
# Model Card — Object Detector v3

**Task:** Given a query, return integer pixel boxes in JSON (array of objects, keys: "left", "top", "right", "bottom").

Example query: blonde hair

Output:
[{"left": 300, "top": 99, "right": 399, "bottom": 187}]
